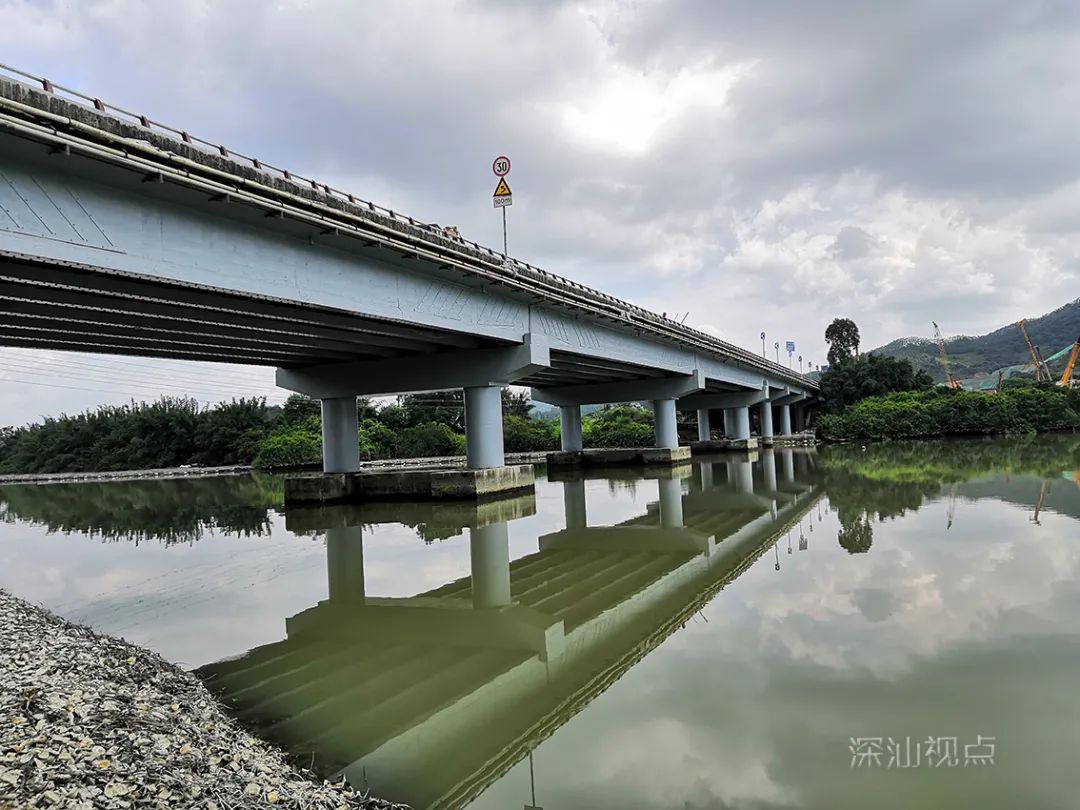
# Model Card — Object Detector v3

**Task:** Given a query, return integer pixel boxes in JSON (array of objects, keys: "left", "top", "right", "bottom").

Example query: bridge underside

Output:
[{"left": 0, "top": 252, "right": 734, "bottom": 393}]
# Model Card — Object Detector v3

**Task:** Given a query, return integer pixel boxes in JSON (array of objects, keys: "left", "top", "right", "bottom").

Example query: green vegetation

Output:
[
  {"left": 819, "top": 352, "right": 934, "bottom": 413},
  {"left": 818, "top": 385, "right": 1080, "bottom": 442},
  {"left": 0, "top": 397, "right": 269, "bottom": 475},
  {"left": 824, "top": 317, "right": 861, "bottom": 367},
  {"left": 872, "top": 299, "right": 1080, "bottom": 382}
]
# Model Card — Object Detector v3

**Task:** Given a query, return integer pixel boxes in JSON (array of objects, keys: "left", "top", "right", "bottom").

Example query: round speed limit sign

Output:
[{"left": 492, "top": 155, "right": 511, "bottom": 177}]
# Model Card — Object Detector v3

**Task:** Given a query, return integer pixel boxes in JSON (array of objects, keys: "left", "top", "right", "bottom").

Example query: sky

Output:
[{"left": 2, "top": 0, "right": 1079, "bottom": 426}]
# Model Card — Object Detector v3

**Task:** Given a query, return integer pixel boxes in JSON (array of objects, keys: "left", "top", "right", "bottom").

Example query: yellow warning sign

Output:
[{"left": 493, "top": 177, "right": 511, "bottom": 197}]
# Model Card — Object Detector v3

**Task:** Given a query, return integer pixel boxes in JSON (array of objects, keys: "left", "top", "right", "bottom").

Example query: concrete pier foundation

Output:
[
  {"left": 283, "top": 464, "right": 535, "bottom": 505},
  {"left": 546, "top": 446, "right": 691, "bottom": 469}
]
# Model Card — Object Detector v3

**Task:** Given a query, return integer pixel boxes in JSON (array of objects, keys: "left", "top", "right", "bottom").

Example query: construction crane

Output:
[
  {"left": 1017, "top": 320, "right": 1051, "bottom": 382},
  {"left": 1059, "top": 337, "right": 1080, "bottom": 387},
  {"left": 932, "top": 321, "right": 961, "bottom": 388}
]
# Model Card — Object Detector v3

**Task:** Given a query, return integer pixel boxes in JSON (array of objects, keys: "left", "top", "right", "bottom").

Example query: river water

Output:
[{"left": 1, "top": 437, "right": 1078, "bottom": 809}]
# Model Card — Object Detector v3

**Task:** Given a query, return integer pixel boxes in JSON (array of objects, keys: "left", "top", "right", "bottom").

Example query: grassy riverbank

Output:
[
  {"left": 0, "top": 590, "right": 406, "bottom": 809},
  {"left": 817, "top": 385, "right": 1080, "bottom": 442}
]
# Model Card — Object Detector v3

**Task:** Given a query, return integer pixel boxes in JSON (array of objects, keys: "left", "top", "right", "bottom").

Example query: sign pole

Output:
[{"left": 491, "top": 155, "right": 512, "bottom": 261}]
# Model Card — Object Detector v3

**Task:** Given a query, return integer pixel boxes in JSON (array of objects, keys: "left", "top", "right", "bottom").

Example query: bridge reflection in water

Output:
[{"left": 198, "top": 449, "right": 822, "bottom": 809}]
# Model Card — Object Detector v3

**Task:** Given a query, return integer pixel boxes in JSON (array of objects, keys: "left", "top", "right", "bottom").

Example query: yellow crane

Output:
[
  {"left": 1059, "top": 337, "right": 1080, "bottom": 387},
  {"left": 1017, "top": 320, "right": 1051, "bottom": 382},
  {"left": 932, "top": 321, "right": 961, "bottom": 388}
]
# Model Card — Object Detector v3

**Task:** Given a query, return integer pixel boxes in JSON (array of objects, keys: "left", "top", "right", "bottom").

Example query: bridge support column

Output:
[
  {"left": 696, "top": 409, "right": 711, "bottom": 442},
  {"left": 723, "top": 409, "right": 734, "bottom": 437},
  {"left": 658, "top": 477, "right": 684, "bottom": 528},
  {"left": 732, "top": 406, "right": 751, "bottom": 441},
  {"left": 560, "top": 405, "right": 583, "bottom": 452},
  {"left": 779, "top": 404, "right": 792, "bottom": 436},
  {"left": 326, "top": 525, "right": 365, "bottom": 601},
  {"left": 653, "top": 398, "right": 678, "bottom": 449},
  {"left": 464, "top": 385, "right": 505, "bottom": 470},
  {"left": 760, "top": 401, "right": 774, "bottom": 442},
  {"left": 321, "top": 396, "right": 360, "bottom": 473},
  {"left": 563, "top": 478, "right": 587, "bottom": 529},
  {"left": 470, "top": 521, "right": 512, "bottom": 608}
]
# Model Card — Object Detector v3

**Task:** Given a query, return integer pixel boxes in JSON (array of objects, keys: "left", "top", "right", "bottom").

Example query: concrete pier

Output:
[
  {"left": 696, "top": 408, "right": 711, "bottom": 442},
  {"left": 321, "top": 396, "right": 360, "bottom": 474},
  {"left": 464, "top": 385, "right": 504, "bottom": 470},
  {"left": 760, "top": 401, "right": 774, "bottom": 446},
  {"left": 560, "top": 405, "right": 583, "bottom": 452},
  {"left": 653, "top": 398, "right": 678, "bottom": 449},
  {"left": 779, "top": 404, "right": 792, "bottom": 436}
]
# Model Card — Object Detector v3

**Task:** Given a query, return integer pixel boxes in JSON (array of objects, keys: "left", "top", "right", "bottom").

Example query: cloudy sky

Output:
[{"left": 2, "top": 0, "right": 1079, "bottom": 425}]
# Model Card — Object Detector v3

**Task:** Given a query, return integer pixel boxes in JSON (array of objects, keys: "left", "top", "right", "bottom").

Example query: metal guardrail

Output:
[{"left": 0, "top": 63, "right": 818, "bottom": 391}]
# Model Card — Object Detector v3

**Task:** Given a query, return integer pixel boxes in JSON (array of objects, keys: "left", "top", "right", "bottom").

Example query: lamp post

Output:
[
  {"left": 760, "top": 331, "right": 766, "bottom": 358},
  {"left": 774, "top": 341, "right": 780, "bottom": 363}
]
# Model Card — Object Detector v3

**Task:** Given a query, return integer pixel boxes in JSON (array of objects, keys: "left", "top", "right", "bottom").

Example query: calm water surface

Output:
[{"left": 1, "top": 437, "right": 1079, "bottom": 809}]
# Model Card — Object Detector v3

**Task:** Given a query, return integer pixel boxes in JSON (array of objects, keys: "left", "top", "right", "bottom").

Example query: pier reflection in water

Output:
[{"left": 197, "top": 449, "right": 823, "bottom": 810}]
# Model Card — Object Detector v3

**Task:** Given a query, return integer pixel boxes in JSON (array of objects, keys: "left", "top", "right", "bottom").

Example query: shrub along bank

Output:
[{"left": 817, "top": 385, "right": 1080, "bottom": 442}]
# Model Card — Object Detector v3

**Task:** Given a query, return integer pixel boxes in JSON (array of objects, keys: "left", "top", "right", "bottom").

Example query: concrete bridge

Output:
[
  {"left": 0, "top": 67, "right": 817, "bottom": 493},
  {"left": 201, "top": 452, "right": 823, "bottom": 808}
]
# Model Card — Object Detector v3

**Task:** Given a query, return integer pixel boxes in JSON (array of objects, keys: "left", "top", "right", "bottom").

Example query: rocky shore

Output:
[{"left": 0, "top": 590, "right": 409, "bottom": 809}]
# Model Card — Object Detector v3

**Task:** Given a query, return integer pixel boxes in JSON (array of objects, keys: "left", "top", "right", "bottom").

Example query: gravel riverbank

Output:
[{"left": 0, "top": 590, "right": 409, "bottom": 809}]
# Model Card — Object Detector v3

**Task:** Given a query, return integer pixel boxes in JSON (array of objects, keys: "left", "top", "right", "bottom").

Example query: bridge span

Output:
[{"left": 0, "top": 67, "right": 817, "bottom": 484}]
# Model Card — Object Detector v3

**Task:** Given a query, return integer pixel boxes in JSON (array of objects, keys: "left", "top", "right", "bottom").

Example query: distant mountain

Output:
[{"left": 872, "top": 299, "right": 1080, "bottom": 383}]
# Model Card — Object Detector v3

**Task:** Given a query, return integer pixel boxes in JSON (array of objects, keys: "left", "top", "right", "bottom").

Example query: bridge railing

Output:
[{"left": 0, "top": 63, "right": 817, "bottom": 390}]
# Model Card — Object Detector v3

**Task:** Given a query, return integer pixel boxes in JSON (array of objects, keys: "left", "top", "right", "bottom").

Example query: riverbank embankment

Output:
[{"left": 0, "top": 590, "right": 408, "bottom": 809}]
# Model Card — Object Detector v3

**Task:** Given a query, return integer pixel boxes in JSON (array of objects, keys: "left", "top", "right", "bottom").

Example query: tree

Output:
[
  {"left": 825, "top": 318, "right": 861, "bottom": 367},
  {"left": 502, "top": 388, "right": 532, "bottom": 419},
  {"left": 819, "top": 353, "right": 934, "bottom": 413},
  {"left": 398, "top": 391, "right": 464, "bottom": 431}
]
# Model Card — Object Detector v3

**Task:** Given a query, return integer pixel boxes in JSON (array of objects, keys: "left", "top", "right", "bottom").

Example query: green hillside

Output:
[{"left": 873, "top": 299, "right": 1080, "bottom": 384}]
